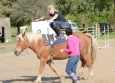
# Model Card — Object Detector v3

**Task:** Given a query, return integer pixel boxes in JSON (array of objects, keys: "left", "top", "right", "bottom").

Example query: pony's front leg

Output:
[
  {"left": 47, "top": 62, "right": 65, "bottom": 83},
  {"left": 34, "top": 59, "right": 47, "bottom": 83}
]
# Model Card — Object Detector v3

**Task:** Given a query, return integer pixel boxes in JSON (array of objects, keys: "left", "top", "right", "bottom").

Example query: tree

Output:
[
  {"left": 10, "top": 0, "right": 54, "bottom": 34},
  {"left": 55, "top": 0, "right": 115, "bottom": 29},
  {"left": 11, "top": 0, "right": 54, "bottom": 25},
  {"left": 0, "top": 0, "right": 17, "bottom": 17},
  {"left": 55, "top": 0, "right": 96, "bottom": 27}
]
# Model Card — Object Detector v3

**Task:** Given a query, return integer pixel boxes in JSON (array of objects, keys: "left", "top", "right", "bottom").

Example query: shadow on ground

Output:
[{"left": 1, "top": 76, "right": 70, "bottom": 83}]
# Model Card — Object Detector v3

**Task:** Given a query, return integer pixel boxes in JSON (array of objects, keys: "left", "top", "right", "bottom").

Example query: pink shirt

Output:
[{"left": 64, "top": 36, "right": 82, "bottom": 56}]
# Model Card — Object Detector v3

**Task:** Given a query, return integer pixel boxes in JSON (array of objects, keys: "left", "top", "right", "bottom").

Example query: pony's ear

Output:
[
  {"left": 22, "top": 32, "right": 26, "bottom": 38},
  {"left": 22, "top": 32, "right": 28, "bottom": 41}
]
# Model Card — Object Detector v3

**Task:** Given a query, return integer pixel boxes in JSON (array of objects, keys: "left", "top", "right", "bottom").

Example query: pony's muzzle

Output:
[{"left": 14, "top": 50, "right": 21, "bottom": 56}]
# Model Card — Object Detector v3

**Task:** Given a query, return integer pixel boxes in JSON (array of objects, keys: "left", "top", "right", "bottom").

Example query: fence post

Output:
[
  {"left": 98, "top": 25, "right": 111, "bottom": 49},
  {"left": 107, "top": 25, "right": 110, "bottom": 48}
]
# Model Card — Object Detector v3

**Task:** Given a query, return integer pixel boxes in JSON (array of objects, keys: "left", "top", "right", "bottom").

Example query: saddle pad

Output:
[{"left": 53, "top": 38, "right": 67, "bottom": 46}]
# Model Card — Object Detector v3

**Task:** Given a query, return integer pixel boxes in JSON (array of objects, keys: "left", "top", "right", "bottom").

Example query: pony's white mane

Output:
[{"left": 17, "top": 32, "right": 42, "bottom": 43}]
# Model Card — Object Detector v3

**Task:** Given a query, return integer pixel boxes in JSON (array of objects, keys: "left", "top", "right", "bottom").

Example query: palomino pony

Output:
[{"left": 14, "top": 32, "right": 97, "bottom": 83}]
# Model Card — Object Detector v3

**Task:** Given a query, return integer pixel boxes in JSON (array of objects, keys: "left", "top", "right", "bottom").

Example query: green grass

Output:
[
  {"left": 98, "top": 31, "right": 115, "bottom": 40},
  {"left": 0, "top": 24, "right": 32, "bottom": 45},
  {"left": 0, "top": 49, "right": 13, "bottom": 54}
]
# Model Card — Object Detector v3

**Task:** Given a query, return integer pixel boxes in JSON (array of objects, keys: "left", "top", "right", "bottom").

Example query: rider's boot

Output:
[{"left": 55, "top": 27, "right": 63, "bottom": 39}]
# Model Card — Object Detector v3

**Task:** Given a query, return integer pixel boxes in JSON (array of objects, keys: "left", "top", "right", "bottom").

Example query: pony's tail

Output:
[{"left": 85, "top": 33, "right": 98, "bottom": 64}]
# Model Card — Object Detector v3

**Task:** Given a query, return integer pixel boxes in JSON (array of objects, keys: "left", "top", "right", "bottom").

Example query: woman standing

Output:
[{"left": 60, "top": 28, "right": 82, "bottom": 83}]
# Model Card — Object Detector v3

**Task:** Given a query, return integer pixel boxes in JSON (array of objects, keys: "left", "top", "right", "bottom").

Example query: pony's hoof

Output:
[
  {"left": 78, "top": 72, "right": 85, "bottom": 80},
  {"left": 60, "top": 75, "right": 65, "bottom": 83},
  {"left": 33, "top": 80, "right": 42, "bottom": 83},
  {"left": 77, "top": 76, "right": 85, "bottom": 80},
  {"left": 60, "top": 79, "right": 65, "bottom": 83},
  {"left": 86, "top": 76, "right": 93, "bottom": 80}
]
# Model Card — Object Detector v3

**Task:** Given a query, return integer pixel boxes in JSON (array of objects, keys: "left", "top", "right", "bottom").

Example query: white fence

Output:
[{"left": 74, "top": 24, "right": 112, "bottom": 49}]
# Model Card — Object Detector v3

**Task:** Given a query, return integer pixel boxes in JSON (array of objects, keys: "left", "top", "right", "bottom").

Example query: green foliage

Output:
[
  {"left": 0, "top": 0, "right": 115, "bottom": 29},
  {"left": 55, "top": 0, "right": 71, "bottom": 15},
  {"left": 55, "top": 0, "right": 115, "bottom": 28},
  {"left": 11, "top": 0, "right": 50, "bottom": 26},
  {"left": 0, "top": 0, "right": 54, "bottom": 26},
  {"left": 0, "top": 0, "right": 17, "bottom": 17}
]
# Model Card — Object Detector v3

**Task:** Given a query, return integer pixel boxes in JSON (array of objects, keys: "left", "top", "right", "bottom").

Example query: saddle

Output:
[
  {"left": 43, "top": 34, "right": 67, "bottom": 64},
  {"left": 43, "top": 34, "right": 67, "bottom": 46}
]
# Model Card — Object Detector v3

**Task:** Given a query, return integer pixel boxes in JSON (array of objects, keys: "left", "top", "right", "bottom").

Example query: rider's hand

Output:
[
  {"left": 47, "top": 19, "right": 53, "bottom": 22},
  {"left": 34, "top": 19, "right": 39, "bottom": 22}
]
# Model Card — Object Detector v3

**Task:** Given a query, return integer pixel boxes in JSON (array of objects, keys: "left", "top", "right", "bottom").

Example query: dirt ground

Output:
[{"left": 0, "top": 39, "right": 115, "bottom": 83}]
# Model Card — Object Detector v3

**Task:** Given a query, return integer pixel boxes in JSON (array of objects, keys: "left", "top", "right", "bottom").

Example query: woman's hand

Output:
[{"left": 60, "top": 49, "right": 64, "bottom": 52}]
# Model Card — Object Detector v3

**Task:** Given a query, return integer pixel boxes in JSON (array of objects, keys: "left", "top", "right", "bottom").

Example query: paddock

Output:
[{"left": 0, "top": 39, "right": 115, "bottom": 83}]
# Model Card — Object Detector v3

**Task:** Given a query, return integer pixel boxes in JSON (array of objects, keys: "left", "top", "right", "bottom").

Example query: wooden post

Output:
[{"left": 96, "top": 23, "right": 100, "bottom": 38}]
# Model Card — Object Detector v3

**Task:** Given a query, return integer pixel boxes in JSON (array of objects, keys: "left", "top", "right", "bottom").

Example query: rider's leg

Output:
[
  {"left": 49, "top": 22, "right": 58, "bottom": 35},
  {"left": 53, "top": 21, "right": 69, "bottom": 32},
  {"left": 55, "top": 27, "right": 63, "bottom": 36},
  {"left": 53, "top": 21, "right": 63, "bottom": 37}
]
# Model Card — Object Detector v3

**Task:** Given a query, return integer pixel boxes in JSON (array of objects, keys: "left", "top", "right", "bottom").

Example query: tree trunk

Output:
[
  {"left": 113, "top": 1, "right": 115, "bottom": 30},
  {"left": 17, "top": 27, "right": 20, "bottom": 35}
]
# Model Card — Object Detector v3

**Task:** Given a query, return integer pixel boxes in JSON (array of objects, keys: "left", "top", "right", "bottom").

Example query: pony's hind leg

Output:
[
  {"left": 80, "top": 58, "right": 94, "bottom": 80},
  {"left": 84, "top": 58, "right": 94, "bottom": 80},
  {"left": 87, "top": 62, "right": 94, "bottom": 80},
  {"left": 78, "top": 58, "right": 86, "bottom": 80},
  {"left": 47, "top": 61, "right": 65, "bottom": 83},
  {"left": 34, "top": 59, "right": 47, "bottom": 83}
]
